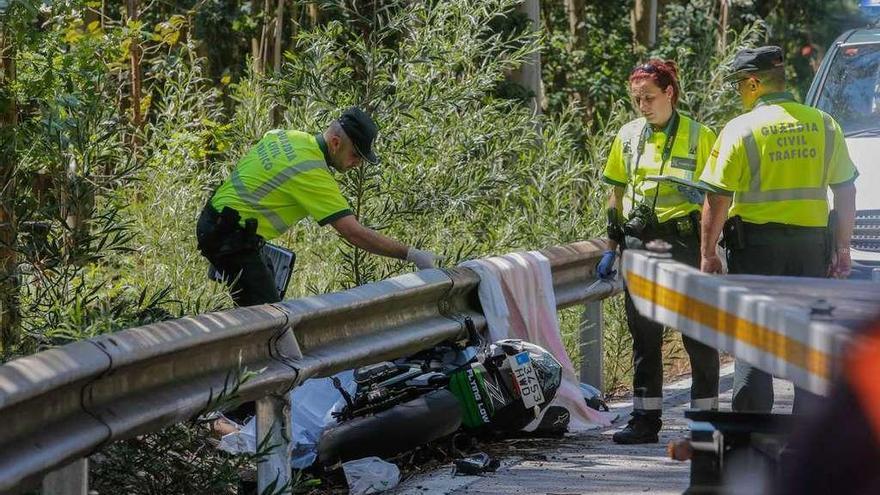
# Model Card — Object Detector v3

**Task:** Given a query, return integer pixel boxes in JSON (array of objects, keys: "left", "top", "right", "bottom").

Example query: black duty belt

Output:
[
  {"left": 199, "top": 201, "right": 263, "bottom": 255},
  {"left": 649, "top": 212, "right": 700, "bottom": 239}
]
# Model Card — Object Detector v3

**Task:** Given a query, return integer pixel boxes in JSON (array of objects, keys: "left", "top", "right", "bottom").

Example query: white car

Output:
[{"left": 806, "top": 27, "right": 880, "bottom": 279}]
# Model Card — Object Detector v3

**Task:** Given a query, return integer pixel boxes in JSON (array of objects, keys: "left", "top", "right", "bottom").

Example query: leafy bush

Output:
[
  {"left": 651, "top": 0, "right": 768, "bottom": 130},
  {"left": 540, "top": 1, "right": 635, "bottom": 124},
  {"left": 109, "top": 42, "right": 232, "bottom": 316},
  {"left": 220, "top": 0, "right": 613, "bottom": 295},
  {"left": 0, "top": 0, "right": 844, "bottom": 491}
]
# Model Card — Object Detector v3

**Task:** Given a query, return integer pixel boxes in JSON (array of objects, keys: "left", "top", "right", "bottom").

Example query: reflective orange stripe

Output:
[
  {"left": 625, "top": 270, "right": 830, "bottom": 378},
  {"left": 848, "top": 323, "right": 880, "bottom": 441}
]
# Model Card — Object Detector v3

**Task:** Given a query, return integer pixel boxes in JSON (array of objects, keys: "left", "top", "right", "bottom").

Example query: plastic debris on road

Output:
[
  {"left": 452, "top": 452, "right": 500, "bottom": 476},
  {"left": 342, "top": 457, "right": 400, "bottom": 494}
]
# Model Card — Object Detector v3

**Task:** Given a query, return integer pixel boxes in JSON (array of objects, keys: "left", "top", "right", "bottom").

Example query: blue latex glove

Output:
[{"left": 597, "top": 250, "right": 617, "bottom": 280}]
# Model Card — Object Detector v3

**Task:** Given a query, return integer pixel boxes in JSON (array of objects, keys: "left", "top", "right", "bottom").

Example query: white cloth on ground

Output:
[
  {"left": 217, "top": 370, "right": 356, "bottom": 468},
  {"left": 462, "top": 251, "right": 613, "bottom": 429}
]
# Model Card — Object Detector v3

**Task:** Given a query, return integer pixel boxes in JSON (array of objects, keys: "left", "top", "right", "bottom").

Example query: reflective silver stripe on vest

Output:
[
  {"left": 743, "top": 129, "right": 762, "bottom": 191},
  {"left": 822, "top": 113, "right": 834, "bottom": 185},
  {"left": 231, "top": 170, "right": 290, "bottom": 234},
  {"left": 625, "top": 133, "right": 639, "bottom": 177},
  {"left": 687, "top": 118, "right": 699, "bottom": 156},
  {"left": 737, "top": 115, "right": 833, "bottom": 204},
  {"left": 252, "top": 160, "right": 326, "bottom": 200},
  {"left": 230, "top": 138, "right": 329, "bottom": 235},
  {"left": 737, "top": 187, "right": 826, "bottom": 203}
]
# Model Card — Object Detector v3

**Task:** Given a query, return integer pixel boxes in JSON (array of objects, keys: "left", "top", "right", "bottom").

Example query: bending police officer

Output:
[
  {"left": 600, "top": 60, "right": 721, "bottom": 444},
  {"left": 698, "top": 46, "right": 858, "bottom": 413},
  {"left": 197, "top": 107, "right": 441, "bottom": 307}
]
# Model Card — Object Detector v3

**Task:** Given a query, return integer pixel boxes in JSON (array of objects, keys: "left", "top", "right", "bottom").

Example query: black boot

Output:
[{"left": 612, "top": 413, "right": 661, "bottom": 444}]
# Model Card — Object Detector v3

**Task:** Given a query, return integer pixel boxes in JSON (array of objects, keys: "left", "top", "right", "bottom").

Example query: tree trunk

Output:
[
  {"left": 718, "top": 0, "right": 729, "bottom": 52},
  {"left": 251, "top": 0, "right": 263, "bottom": 73},
  {"left": 127, "top": 0, "right": 143, "bottom": 151},
  {"left": 632, "top": 0, "right": 658, "bottom": 48},
  {"left": 0, "top": 29, "right": 20, "bottom": 350},
  {"left": 251, "top": 38, "right": 261, "bottom": 74},
  {"left": 510, "top": 0, "right": 543, "bottom": 119},
  {"left": 261, "top": 0, "right": 271, "bottom": 71},
  {"left": 307, "top": 2, "right": 320, "bottom": 28},
  {"left": 271, "top": 0, "right": 287, "bottom": 126},
  {"left": 565, "top": 0, "right": 584, "bottom": 40},
  {"left": 274, "top": 0, "right": 284, "bottom": 74},
  {"left": 565, "top": 0, "right": 594, "bottom": 119}
]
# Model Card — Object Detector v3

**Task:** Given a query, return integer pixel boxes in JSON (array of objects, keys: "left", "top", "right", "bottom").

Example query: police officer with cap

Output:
[
  {"left": 197, "top": 107, "right": 441, "bottom": 307},
  {"left": 698, "top": 46, "right": 858, "bottom": 413}
]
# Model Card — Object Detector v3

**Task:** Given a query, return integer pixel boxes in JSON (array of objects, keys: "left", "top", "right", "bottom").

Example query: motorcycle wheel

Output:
[{"left": 317, "top": 389, "right": 462, "bottom": 465}]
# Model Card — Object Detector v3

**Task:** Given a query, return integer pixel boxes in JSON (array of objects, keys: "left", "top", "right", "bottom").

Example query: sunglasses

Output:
[
  {"left": 631, "top": 63, "right": 658, "bottom": 74},
  {"left": 726, "top": 78, "right": 745, "bottom": 91},
  {"left": 726, "top": 75, "right": 760, "bottom": 92}
]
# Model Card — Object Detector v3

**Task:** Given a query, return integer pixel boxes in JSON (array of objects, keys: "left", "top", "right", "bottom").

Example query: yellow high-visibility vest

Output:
[
  {"left": 603, "top": 112, "right": 717, "bottom": 223},
  {"left": 699, "top": 92, "right": 858, "bottom": 227},
  {"left": 212, "top": 131, "right": 352, "bottom": 240}
]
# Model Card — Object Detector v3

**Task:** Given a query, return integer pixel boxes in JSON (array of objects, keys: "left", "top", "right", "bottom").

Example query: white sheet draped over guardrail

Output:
[{"left": 0, "top": 240, "right": 614, "bottom": 494}]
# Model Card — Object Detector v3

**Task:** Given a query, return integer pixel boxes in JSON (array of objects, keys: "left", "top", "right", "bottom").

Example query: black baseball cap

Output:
[
  {"left": 725, "top": 46, "right": 784, "bottom": 82},
  {"left": 338, "top": 107, "right": 379, "bottom": 164}
]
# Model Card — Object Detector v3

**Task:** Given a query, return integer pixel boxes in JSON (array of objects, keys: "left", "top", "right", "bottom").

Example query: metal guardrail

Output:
[
  {"left": 0, "top": 239, "right": 617, "bottom": 494},
  {"left": 623, "top": 249, "right": 880, "bottom": 395}
]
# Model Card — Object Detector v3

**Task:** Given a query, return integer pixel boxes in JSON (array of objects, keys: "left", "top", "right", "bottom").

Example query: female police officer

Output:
[{"left": 598, "top": 60, "right": 720, "bottom": 444}]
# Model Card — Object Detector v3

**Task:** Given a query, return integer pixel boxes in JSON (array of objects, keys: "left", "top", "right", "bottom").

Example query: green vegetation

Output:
[{"left": 0, "top": 0, "right": 866, "bottom": 491}]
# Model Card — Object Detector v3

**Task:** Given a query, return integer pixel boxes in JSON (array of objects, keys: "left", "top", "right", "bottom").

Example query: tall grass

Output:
[{"left": 110, "top": 44, "right": 232, "bottom": 316}]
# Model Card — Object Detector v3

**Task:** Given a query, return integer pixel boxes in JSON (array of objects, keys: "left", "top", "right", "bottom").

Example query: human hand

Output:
[
  {"left": 406, "top": 247, "right": 443, "bottom": 269},
  {"left": 829, "top": 246, "right": 852, "bottom": 279},
  {"left": 701, "top": 254, "right": 724, "bottom": 274},
  {"left": 596, "top": 250, "right": 617, "bottom": 280}
]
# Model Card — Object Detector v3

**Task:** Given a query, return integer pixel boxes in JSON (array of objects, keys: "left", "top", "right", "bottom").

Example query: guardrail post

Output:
[
  {"left": 41, "top": 458, "right": 87, "bottom": 495},
  {"left": 256, "top": 394, "right": 292, "bottom": 494},
  {"left": 579, "top": 300, "right": 604, "bottom": 393}
]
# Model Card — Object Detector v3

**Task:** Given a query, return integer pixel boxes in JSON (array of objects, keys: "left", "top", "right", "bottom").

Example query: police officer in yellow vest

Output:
[
  {"left": 699, "top": 46, "right": 858, "bottom": 413},
  {"left": 197, "top": 107, "right": 441, "bottom": 306},
  {"left": 600, "top": 60, "right": 720, "bottom": 444}
]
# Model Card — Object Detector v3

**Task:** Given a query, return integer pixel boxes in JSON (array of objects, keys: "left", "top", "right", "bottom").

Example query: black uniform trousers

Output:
[
  {"left": 196, "top": 202, "right": 281, "bottom": 422},
  {"left": 726, "top": 223, "right": 827, "bottom": 414},
  {"left": 196, "top": 203, "right": 281, "bottom": 307},
  {"left": 624, "top": 222, "right": 721, "bottom": 418}
]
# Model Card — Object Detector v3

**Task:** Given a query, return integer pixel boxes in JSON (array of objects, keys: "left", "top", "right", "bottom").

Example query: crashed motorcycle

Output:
[{"left": 316, "top": 319, "right": 566, "bottom": 465}]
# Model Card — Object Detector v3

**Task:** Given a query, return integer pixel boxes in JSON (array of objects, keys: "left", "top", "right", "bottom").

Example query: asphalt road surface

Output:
[{"left": 393, "top": 363, "right": 795, "bottom": 495}]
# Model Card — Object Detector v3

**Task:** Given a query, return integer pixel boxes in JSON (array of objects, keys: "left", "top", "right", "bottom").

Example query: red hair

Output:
[{"left": 629, "top": 59, "right": 681, "bottom": 106}]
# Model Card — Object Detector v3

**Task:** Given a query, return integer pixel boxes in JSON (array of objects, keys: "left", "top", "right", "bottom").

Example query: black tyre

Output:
[{"left": 317, "top": 389, "right": 462, "bottom": 465}]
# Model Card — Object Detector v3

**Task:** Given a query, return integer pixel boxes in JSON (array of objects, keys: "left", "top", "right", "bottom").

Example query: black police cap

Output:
[
  {"left": 338, "top": 107, "right": 379, "bottom": 165},
  {"left": 725, "top": 46, "right": 784, "bottom": 81}
]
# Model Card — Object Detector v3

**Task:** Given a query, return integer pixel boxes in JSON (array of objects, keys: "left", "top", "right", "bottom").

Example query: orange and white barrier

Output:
[{"left": 622, "top": 250, "right": 880, "bottom": 395}]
